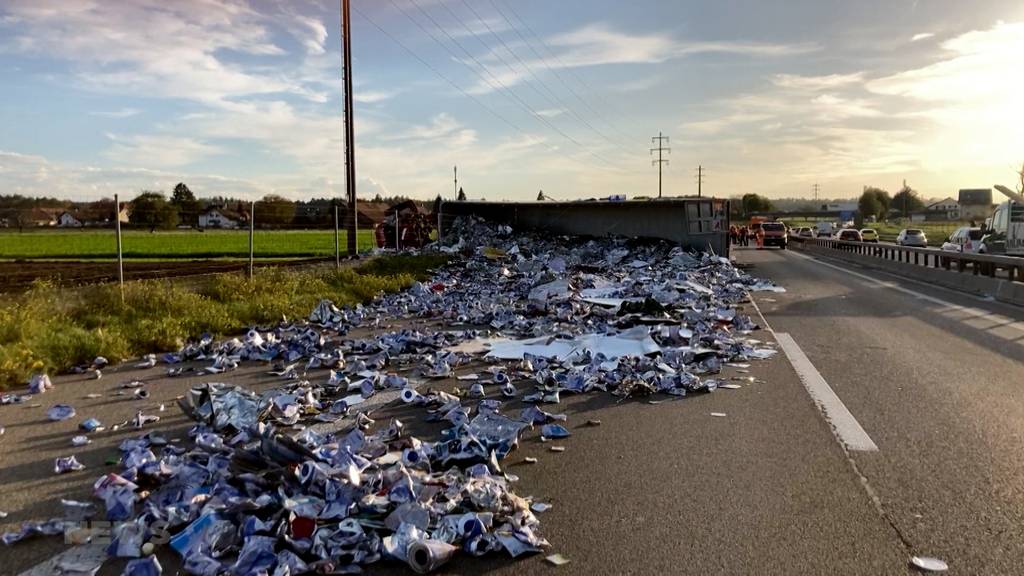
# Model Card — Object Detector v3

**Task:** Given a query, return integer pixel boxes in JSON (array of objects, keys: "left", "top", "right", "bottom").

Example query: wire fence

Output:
[{"left": 0, "top": 198, "right": 391, "bottom": 292}]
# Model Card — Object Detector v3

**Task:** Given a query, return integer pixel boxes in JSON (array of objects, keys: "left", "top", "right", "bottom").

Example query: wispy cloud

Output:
[
  {"left": 104, "top": 133, "right": 223, "bottom": 168},
  {"left": 446, "top": 16, "right": 511, "bottom": 39},
  {"left": 550, "top": 23, "right": 816, "bottom": 66},
  {"left": 468, "top": 22, "right": 817, "bottom": 94},
  {"left": 354, "top": 89, "right": 399, "bottom": 104},
  {"left": 911, "top": 32, "right": 935, "bottom": 42},
  {"left": 395, "top": 113, "right": 477, "bottom": 146},
  {"left": 536, "top": 109, "right": 564, "bottom": 118},
  {"left": 772, "top": 72, "right": 865, "bottom": 90},
  {"left": 291, "top": 14, "right": 329, "bottom": 55},
  {"left": 674, "top": 19, "right": 1024, "bottom": 196},
  {"left": 0, "top": 149, "right": 269, "bottom": 200},
  {"left": 0, "top": 0, "right": 319, "bottom": 105},
  {"left": 89, "top": 107, "right": 141, "bottom": 119},
  {"left": 867, "top": 21, "right": 1024, "bottom": 168}
]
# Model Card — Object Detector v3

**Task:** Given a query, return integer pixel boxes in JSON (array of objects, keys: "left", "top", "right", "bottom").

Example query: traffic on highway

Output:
[{"left": 760, "top": 184, "right": 1024, "bottom": 257}]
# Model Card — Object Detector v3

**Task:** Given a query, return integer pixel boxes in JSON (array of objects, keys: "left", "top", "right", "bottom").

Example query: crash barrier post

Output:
[{"left": 791, "top": 236, "right": 1024, "bottom": 306}]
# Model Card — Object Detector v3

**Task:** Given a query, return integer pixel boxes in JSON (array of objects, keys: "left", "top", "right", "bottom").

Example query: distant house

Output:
[
  {"left": 57, "top": 211, "right": 83, "bottom": 227},
  {"left": 354, "top": 202, "right": 391, "bottom": 228},
  {"left": 199, "top": 206, "right": 246, "bottom": 228},
  {"left": 958, "top": 189, "right": 993, "bottom": 221},
  {"left": 925, "top": 197, "right": 960, "bottom": 220},
  {"left": 26, "top": 207, "right": 59, "bottom": 227},
  {"left": 55, "top": 204, "right": 129, "bottom": 227}
]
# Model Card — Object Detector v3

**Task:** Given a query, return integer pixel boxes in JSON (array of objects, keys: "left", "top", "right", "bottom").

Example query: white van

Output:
[{"left": 980, "top": 186, "right": 1024, "bottom": 256}]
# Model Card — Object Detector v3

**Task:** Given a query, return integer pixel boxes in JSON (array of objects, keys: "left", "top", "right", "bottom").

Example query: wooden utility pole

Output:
[
  {"left": 650, "top": 132, "right": 670, "bottom": 198},
  {"left": 342, "top": 0, "right": 358, "bottom": 256},
  {"left": 696, "top": 165, "right": 705, "bottom": 198}
]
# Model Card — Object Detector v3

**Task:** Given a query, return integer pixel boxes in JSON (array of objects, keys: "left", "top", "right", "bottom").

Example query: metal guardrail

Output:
[{"left": 793, "top": 237, "right": 1024, "bottom": 283}]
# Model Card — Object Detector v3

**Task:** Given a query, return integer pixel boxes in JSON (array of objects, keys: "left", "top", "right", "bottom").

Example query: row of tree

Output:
[
  {"left": 130, "top": 185, "right": 327, "bottom": 230},
  {"left": 857, "top": 184, "right": 924, "bottom": 222},
  {"left": 131, "top": 184, "right": 420, "bottom": 230},
  {"left": 731, "top": 185, "right": 926, "bottom": 222}
]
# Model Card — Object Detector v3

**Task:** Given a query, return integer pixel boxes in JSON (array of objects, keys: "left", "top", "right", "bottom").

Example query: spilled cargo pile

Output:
[{"left": 2, "top": 217, "right": 784, "bottom": 575}]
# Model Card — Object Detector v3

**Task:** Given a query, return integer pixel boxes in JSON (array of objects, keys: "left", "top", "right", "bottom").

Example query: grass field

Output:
[{"left": 0, "top": 229, "right": 378, "bottom": 259}]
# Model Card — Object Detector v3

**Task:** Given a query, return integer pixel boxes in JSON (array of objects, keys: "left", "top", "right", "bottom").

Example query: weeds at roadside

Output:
[{"left": 0, "top": 254, "right": 450, "bottom": 389}]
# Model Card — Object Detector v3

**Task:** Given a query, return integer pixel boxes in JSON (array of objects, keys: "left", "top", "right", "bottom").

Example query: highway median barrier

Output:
[{"left": 791, "top": 237, "right": 1024, "bottom": 307}]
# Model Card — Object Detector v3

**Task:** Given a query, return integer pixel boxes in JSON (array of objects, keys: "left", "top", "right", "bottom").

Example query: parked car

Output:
[
  {"left": 860, "top": 228, "right": 879, "bottom": 242},
  {"left": 941, "top": 226, "right": 984, "bottom": 253},
  {"left": 896, "top": 229, "right": 928, "bottom": 247},
  {"left": 836, "top": 229, "right": 862, "bottom": 242},
  {"left": 798, "top": 227, "right": 814, "bottom": 238},
  {"left": 761, "top": 221, "right": 788, "bottom": 249}
]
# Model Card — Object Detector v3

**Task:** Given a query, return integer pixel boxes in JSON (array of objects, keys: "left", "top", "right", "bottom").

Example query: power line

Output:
[
  {"left": 651, "top": 131, "right": 670, "bottom": 199},
  {"left": 351, "top": 4, "right": 617, "bottom": 173},
  {"left": 454, "top": 0, "right": 635, "bottom": 156},
  {"left": 352, "top": 4, "right": 526, "bottom": 136},
  {"left": 398, "top": 0, "right": 616, "bottom": 166},
  {"left": 492, "top": 0, "right": 644, "bottom": 144}
]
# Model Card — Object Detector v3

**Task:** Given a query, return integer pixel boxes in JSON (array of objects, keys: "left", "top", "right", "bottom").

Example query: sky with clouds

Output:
[{"left": 1, "top": 0, "right": 1022, "bottom": 202}]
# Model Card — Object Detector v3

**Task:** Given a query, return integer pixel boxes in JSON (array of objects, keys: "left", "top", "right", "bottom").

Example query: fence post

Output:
[
  {"left": 248, "top": 201, "right": 255, "bottom": 280},
  {"left": 395, "top": 211, "right": 400, "bottom": 252},
  {"left": 114, "top": 193, "right": 124, "bottom": 303},
  {"left": 334, "top": 203, "right": 341, "bottom": 269},
  {"left": 437, "top": 201, "right": 443, "bottom": 244}
]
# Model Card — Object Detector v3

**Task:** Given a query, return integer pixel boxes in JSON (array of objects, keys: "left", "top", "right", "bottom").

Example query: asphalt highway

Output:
[
  {"left": 744, "top": 244, "right": 1024, "bottom": 575},
  {"left": 3, "top": 246, "right": 1023, "bottom": 574}
]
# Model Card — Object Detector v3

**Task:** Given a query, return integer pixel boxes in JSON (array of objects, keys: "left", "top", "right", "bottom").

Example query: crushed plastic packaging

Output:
[
  {"left": 48, "top": 404, "right": 77, "bottom": 421},
  {"left": 910, "top": 556, "right": 949, "bottom": 572},
  {"left": 123, "top": 556, "right": 163, "bottom": 576},
  {"left": 55, "top": 455, "right": 86, "bottom": 474},
  {"left": 29, "top": 373, "right": 54, "bottom": 394},
  {"left": 1, "top": 519, "right": 65, "bottom": 545},
  {"left": 80, "top": 418, "right": 103, "bottom": 432},
  {"left": 1, "top": 393, "right": 30, "bottom": 405},
  {"left": 135, "top": 354, "right": 158, "bottom": 369},
  {"left": 540, "top": 424, "right": 571, "bottom": 439}
]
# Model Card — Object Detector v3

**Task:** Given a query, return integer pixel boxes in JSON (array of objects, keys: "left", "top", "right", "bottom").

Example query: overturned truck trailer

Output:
[{"left": 439, "top": 198, "right": 731, "bottom": 256}]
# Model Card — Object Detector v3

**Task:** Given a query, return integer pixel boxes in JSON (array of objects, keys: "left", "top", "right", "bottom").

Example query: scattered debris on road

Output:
[
  {"left": 46, "top": 404, "right": 76, "bottom": 421},
  {"left": 911, "top": 556, "right": 949, "bottom": 572},
  {"left": 545, "top": 553, "right": 571, "bottom": 566},
  {"left": 2, "top": 216, "right": 784, "bottom": 573}
]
